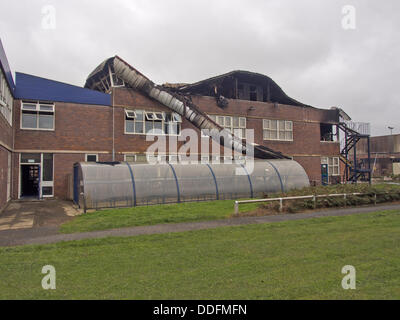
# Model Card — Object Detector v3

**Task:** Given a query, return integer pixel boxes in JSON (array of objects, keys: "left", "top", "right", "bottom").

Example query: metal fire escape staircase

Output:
[{"left": 338, "top": 122, "right": 371, "bottom": 184}]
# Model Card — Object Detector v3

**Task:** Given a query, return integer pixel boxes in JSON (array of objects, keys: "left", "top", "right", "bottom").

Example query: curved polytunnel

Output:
[{"left": 73, "top": 160, "right": 309, "bottom": 210}]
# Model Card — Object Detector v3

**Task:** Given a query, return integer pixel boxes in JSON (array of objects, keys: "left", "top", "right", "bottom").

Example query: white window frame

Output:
[
  {"left": 18, "top": 153, "right": 54, "bottom": 199},
  {"left": 207, "top": 114, "right": 246, "bottom": 139},
  {"left": 321, "top": 157, "right": 340, "bottom": 177},
  {"left": 85, "top": 154, "right": 99, "bottom": 162},
  {"left": 109, "top": 68, "right": 125, "bottom": 88},
  {"left": 125, "top": 109, "right": 181, "bottom": 136},
  {"left": 263, "top": 119, "right": 293, "bottom": 141},
  {"left": 0, "top": 70, "right": 13, "bottom": 125},
  {"left": 168, "top": 154, "right": 181, "bottom": 163},
  {"left": 125, "top": 110, "right": 137, "bottom": 119},
  {"left": 21, "top": 101, "right": 55, "bottom": 131},
  {"left": 124, "top": 154, "right": 148, "bottom": 163}
]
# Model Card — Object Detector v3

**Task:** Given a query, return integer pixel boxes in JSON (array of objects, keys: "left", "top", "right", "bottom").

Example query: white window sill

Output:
[{"left": 20, "top": 128, "right": 55, "bottom": 132}]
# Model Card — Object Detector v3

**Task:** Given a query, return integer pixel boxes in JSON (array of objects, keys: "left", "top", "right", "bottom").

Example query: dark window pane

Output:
[
  {"left": 39, "top": 113, "right": 54, "bottom": 129},
  {"left": 21, "top": 153, "right": 41, "bottom": 163},
  {"left": 86, "top": 155, "right": 97, "bottom": 162},
  {"left": 22, "top": 112, "right": 37, "bottom": 128},
  {"left": 22, "top": 104, "right": 37, "bottom": 110},
  {"left": 164, "top": 123, "right": 169, "bottom": 135},
  {"left": 42, "top": 187, "right": 53, "bottom": 196},
  {"left": 39, "top": 105, "right": 53, "bottom": 112},
  {"left": 43, "top": 154, "right": 53, "bottom": 182}
]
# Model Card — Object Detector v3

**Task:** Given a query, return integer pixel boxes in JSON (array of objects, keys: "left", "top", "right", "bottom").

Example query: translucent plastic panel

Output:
[
  {"left": 265, "top": 160, "right": 309, "bottom": 192},
  {"left": 208, "top": 163, "right": 252, "bottom": 200},
  {"left": 81, "top": 163, "right": 133, "bottom": 209},
  {"left": 78, "top": 160, "right": 310, "bottom": 209},
  {"left": 249, "top": 161, "right": 284, "bottom": 197},
  {"left": 172, "top": 164, "right": 217, "bottom": 202},
  {"left": 132, "top": 164, "right": 178, "bottom": 205}
]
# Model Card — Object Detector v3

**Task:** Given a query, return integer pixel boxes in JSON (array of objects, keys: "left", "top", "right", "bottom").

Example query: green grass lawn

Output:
[
  {"left": 1, "top": 209, "right": 400, "bottom": 299},
  {"left": 60, "top": 183, "right": 400, "bottom": 234},
  {"left": 60, "top": 200, "right": 259, "bottom": 234}
]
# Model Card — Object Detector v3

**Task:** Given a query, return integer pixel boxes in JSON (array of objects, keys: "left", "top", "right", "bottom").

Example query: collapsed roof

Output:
[
  {"left": 85, "top": 59, "right": 312, "bottom": 108},
  {"left": 163, "top": 70, "right": 312, "bottom": 107},
  {"left": 85, "top": 56, "right": 290, "bottom": 159}
]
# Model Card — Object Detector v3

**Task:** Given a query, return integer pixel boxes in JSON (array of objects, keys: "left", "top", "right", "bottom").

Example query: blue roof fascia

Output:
[{"left": 14, "top": 72, "right": 111, "bottom": 106}]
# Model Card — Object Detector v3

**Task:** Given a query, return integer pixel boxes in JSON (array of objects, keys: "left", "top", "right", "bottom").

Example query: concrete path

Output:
[
  {"left": 0, "top": 200, "right": 80, "bottom": 231},
  {"left": 1, "top": 203, "right": 399, "bottom": 247}
]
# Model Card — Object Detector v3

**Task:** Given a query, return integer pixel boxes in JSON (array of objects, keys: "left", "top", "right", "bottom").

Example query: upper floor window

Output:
[
  {"left": 320, "top": 123, "right": 338, "bottom": 142},
  {"left": 263, "top": 119, "right": 293, "bottom": 141},
  {"left": 207, "top": 114, "right": 246, "bottom": 139},
  {"left": 21, "top": 102, "right": 55, "bottom": 130},
  {"left": 125, "top": 109, "right": 181, "bottom": 136},
  {"left": 0, "top": 71, "right": 13, "bottom": 125}
]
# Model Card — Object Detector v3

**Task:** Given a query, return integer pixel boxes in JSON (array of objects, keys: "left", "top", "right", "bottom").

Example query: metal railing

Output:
[{"left": 233, "top": 192, "right": 399, "bottom": 215}]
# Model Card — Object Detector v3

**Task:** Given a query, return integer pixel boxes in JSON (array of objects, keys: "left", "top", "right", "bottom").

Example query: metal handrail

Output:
[{"left": 234, "top": 192, "right": 399, "bottom": 215}]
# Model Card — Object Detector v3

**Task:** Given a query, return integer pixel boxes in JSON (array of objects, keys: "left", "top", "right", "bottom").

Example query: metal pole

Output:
[
  {"left": 353, "top": 136, "right": 357, "bottom": 184},
  {"left": 367, "top": 136, "right": 371, "bottom": 185},
  {"left": 234, "top": 201, "right": 239, "bottom": 215}
]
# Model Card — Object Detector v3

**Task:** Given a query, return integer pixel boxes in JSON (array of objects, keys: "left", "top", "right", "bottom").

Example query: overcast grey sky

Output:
[{"left": 1, "top": 0, "right": 399, "bottom": 136}]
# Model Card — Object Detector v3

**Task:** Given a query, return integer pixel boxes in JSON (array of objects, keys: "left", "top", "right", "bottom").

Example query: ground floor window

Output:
[
  {"left": 20, "top": 153, "right": 54, "bottom": 198},
  {"left": 321, "top": 157, "right": 340, "bottom": 176},
  {"left": 85, "top": 154, "right": 98, "bottom": 162},
  {"left": 124, "top": 154, "right": 182, "bottom": 164}
]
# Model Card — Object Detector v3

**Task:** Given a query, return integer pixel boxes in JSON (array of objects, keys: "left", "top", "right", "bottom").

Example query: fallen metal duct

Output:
[
  {"left": 112, "top": 56, "right": 288, "bottom": 160},
  {"left": 85, "top": 56, "right": 289, "bottom": 159}
]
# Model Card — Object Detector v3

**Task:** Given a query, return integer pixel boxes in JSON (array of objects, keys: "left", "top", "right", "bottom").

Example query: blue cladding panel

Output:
[
  {"left": 15, "top": 72, "right": 111, "bottom": 106},
  {"left": 0, "top": 39, "right": 15, "bottom": 92}
]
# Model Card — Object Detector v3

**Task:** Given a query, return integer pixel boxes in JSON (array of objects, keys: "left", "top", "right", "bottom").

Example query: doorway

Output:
[{"left": 21, "top": 165, "right": 40, "bottom": 198}]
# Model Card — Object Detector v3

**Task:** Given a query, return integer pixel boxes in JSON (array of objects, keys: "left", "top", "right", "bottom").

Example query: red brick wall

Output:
[
  {"left": 0, "top": 102, "right": 13, "bottom": 209},
  {"left": 11, "top": 88, "right": 344, "bottom": 200},
  {"left": 14, "top": 101, "right": 113, "bottom": 152},
  {"left": 0, "top": 146, "right": 10, "bottom": 210}
]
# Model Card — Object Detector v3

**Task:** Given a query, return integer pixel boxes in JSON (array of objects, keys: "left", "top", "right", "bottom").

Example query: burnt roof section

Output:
[{"left": 163, "top": 70, "right": 313, "bottom": 108}]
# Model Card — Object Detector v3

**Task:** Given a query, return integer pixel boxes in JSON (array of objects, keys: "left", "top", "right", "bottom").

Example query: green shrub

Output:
[{"left": 260, "top": 183, "right": 400, "bottom": 214}]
